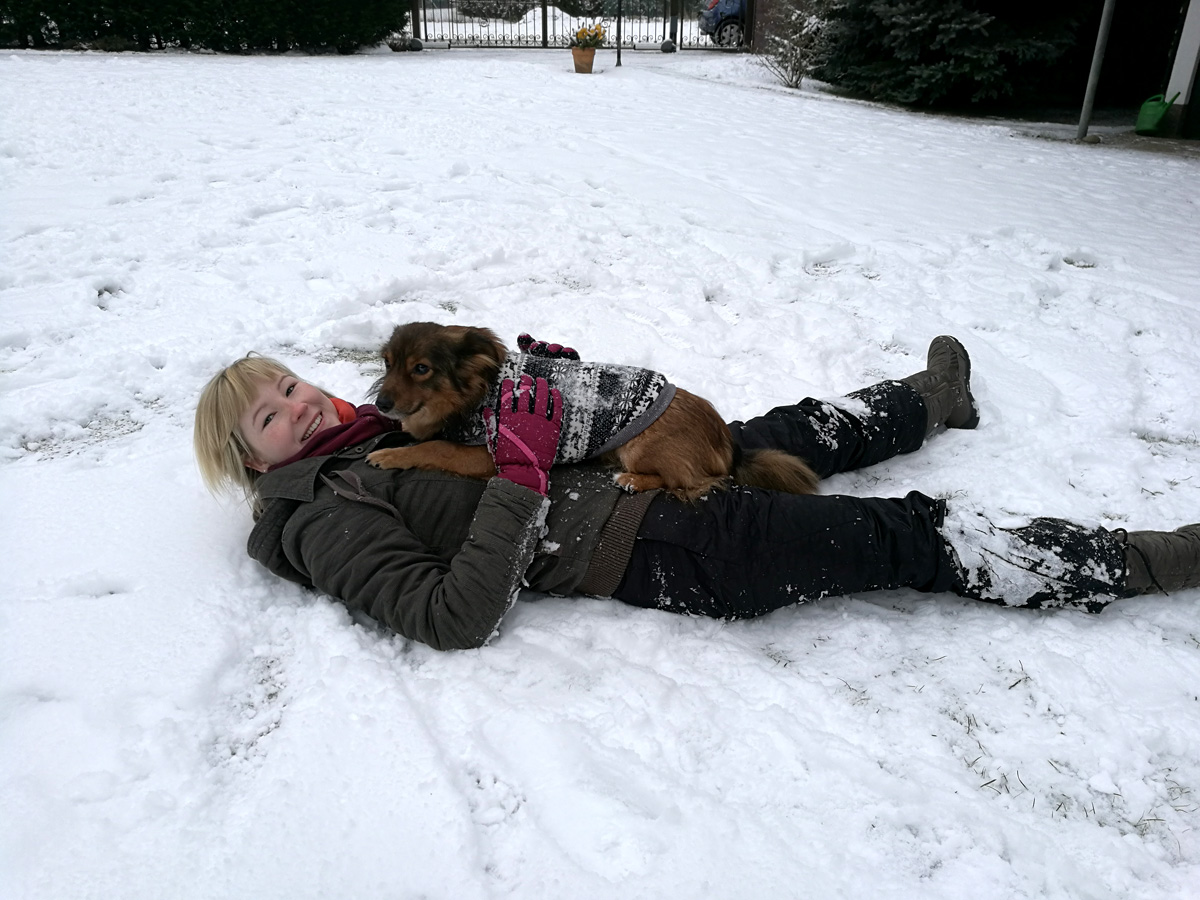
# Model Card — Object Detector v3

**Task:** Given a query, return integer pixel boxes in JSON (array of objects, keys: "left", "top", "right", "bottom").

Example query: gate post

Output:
[
  {"left": 542, "top": 0, "right": 549, "bottom": 47},
  {"left": 616, "top": 0, "right": 623, "bottom": 65},
  {"left": 410, "top": 0, "right": 422, "bottom": 41}
]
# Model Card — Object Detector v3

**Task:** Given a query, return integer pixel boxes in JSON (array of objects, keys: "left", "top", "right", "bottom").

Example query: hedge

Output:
[{"left": 0, "top": 0, "right": 411, "bottom": 53}]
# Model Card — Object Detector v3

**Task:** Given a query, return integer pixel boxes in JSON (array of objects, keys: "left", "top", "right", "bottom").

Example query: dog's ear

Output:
[{"left": 456, "top": 327, "right": 507, "bottom": 370}]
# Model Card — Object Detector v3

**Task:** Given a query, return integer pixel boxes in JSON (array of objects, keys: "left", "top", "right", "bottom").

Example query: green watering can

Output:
[{"left": 1135, "top": 92, "right": 1181, "bottom": 135}]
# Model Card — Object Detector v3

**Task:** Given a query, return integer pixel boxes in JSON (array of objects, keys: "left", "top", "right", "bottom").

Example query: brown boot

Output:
[
  {"left": 1116, "top": 525, "right": 1200, "bottom": 595},
  {"left": 900, "top": 336, "right": 980, "bottom": 435}
]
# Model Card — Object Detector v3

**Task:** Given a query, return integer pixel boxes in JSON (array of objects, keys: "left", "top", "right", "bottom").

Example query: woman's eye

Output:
[{"left": 413, "top": 364, "right": 430, "bottom": 375}]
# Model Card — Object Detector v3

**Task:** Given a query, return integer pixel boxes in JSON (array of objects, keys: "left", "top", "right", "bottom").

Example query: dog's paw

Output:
[
  {"left": 614, "top": 472, "right": 665, "bottom": 493},
  {"left": 367, "top": 448, "right": 416, "bottom": 470}
]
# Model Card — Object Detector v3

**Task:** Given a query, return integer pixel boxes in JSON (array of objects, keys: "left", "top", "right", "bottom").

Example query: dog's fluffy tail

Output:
[{"left": 731, "top": 448, "right": 819, "bottom": 496}]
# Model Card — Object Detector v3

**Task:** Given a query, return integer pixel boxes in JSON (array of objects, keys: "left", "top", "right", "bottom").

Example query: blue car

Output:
[{"left": 698, "top": 0, "right": 745, "bottom": 47}]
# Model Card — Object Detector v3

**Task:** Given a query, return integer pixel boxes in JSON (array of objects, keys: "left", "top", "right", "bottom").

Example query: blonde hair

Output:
[{"left": 193, "top": 354, "right": 309, "bottom": 509}]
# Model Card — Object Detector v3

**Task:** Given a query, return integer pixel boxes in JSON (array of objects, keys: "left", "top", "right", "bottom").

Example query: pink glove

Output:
[
  {"left": 517, "top": 333, "right": 580, "bottom": 361},
  {"left": 483, "top": 375, "right": 564, "bottom": 495}
]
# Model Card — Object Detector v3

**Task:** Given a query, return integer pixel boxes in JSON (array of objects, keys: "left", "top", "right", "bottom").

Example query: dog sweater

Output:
[{"left": 443, "top": 353, "right": 677, "bottom": 464}]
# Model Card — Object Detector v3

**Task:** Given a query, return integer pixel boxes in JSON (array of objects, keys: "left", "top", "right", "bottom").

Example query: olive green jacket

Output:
[{"left": 246, "top": 433, "right": 628, "bottom": 650}]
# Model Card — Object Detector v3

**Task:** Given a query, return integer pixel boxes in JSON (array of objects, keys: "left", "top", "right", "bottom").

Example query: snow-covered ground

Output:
[{"left": 2, "top": 48, "right": 1199, "bottom": 900}]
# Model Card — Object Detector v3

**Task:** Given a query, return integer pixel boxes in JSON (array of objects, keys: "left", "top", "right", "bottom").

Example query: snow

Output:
[{"left": 2, "top": 47, "right": 1199, "bottom": 900}]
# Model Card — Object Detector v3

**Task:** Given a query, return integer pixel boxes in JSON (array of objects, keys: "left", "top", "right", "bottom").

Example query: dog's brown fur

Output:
[{"left": 367, "top": 322, "right": 818, "bottom": 501}]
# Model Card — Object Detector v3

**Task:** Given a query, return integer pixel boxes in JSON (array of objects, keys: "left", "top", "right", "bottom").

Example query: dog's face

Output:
[{"left": 374, "top": 322, "right": 506, "bottom": 439}]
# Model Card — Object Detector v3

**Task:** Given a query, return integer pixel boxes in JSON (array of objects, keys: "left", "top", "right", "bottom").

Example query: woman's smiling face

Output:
[{"left": 238, "top": 374, "right": 338, "bottom": 471}]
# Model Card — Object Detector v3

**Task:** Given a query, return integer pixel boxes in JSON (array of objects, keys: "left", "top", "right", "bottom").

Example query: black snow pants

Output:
[{"left": 611, "top": 382, "right": 1130, "bottom": 617}]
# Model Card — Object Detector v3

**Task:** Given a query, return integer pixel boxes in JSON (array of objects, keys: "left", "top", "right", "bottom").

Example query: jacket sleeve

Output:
[{"left": 284, "top": 477, "right": 548, "bottom": 651}]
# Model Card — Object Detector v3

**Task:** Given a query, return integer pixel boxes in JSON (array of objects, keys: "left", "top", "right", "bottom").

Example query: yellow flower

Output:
[{"left": 573, "top": 21, "right": 605, "bottom": 48}]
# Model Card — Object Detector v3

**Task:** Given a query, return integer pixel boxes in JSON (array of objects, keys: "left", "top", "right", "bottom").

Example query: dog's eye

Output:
[{"left": 413, "top": 364, "right": 430, "bottom": 376}]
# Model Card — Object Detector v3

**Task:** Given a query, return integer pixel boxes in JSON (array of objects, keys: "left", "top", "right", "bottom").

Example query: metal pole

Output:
[
  {"left": 616, "top": 0, "right": 623, "bottom": 66},
  {"left": 1076, "top": 0, "right": 1118, "bottom": 140}
]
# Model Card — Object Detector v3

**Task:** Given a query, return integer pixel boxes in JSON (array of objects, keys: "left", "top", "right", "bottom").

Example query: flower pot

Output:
[{"left": 572, "top": 46, "right": 595, "bottom": 74}]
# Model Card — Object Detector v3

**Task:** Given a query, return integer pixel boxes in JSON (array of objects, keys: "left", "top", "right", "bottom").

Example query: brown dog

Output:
[{"left": 367, "top": 322, "right": 818, "bottom": 501}]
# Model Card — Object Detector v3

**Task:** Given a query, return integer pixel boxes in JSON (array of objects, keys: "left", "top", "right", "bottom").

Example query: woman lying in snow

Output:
[{"left": 193, "top": 335, "right": 1200, "bottom": 652}]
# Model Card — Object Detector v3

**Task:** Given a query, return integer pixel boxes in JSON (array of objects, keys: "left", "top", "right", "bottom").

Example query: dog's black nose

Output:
[{"left": 376, "top": 394, "right": 393, "bottom": 413}]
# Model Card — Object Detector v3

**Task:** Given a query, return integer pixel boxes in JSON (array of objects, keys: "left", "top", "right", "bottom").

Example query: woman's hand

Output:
[{"left": 483, "top": 375, "right": 563, "bottom": 495}]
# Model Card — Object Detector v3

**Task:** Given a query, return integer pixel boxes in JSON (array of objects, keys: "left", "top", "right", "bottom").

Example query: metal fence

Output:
[{"left": 408, "top": 0, "right": 728, "bottom": 49}]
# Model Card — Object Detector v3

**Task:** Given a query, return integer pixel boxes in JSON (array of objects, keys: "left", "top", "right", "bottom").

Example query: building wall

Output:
[{"left": 1163, "top": 0, "right": 1200, "bottom": 136}]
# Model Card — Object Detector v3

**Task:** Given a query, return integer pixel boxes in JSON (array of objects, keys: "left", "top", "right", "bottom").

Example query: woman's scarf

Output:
[{"left": 266, "top": 398, "right": 397, "bottom": 472}]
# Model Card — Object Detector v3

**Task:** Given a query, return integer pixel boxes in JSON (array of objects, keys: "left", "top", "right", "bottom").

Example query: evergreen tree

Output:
[{"left": 814, "top": 0, "right": 1088, "bottom": 106}]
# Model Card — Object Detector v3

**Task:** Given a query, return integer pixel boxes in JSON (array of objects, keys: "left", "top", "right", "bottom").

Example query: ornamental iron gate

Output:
[{"left": 408, "top": 0, "right": 743, "bottom": 49}]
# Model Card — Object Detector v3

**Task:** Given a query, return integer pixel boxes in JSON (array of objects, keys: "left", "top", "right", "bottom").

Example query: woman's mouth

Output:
[{"left": 302, "top": 413, "right": 322, "bottom": 441}]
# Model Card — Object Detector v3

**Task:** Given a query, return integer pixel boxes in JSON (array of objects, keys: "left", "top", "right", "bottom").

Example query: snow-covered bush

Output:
[
  {"left": 457, "top": 0, "right": 539, "bottom": 23},
  {"left": 755, "top": 0, "right": 830, "bottom": 89}
]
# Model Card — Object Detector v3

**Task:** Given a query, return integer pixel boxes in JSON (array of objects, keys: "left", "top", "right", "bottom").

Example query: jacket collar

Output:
[
  {"left": 248, "top": 431, "right": 410, "bottom": 585},
  {"left": 254, "top": 432, "right": 404, "bottom": 502}
]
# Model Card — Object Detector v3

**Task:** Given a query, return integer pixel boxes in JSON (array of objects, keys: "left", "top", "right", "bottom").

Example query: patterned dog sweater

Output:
[{"left": 443, "top": 353, "right": 676, "bottom": 463}]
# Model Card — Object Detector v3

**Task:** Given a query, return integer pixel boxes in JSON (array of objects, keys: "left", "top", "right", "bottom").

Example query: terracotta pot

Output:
[{"left": 571, "top": 46, "right": 596, "bottom": 74}]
